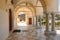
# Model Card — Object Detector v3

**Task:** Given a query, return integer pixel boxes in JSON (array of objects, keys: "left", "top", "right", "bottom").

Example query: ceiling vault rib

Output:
[
  {"left": 16, "top": 5, "right": 44, "bottom": 7},
  {"left": 18, "top": 11, "right": 31, "bottom": 12},
  {"left": 36, "top": 0, "right": 38, "bottom": 6}
]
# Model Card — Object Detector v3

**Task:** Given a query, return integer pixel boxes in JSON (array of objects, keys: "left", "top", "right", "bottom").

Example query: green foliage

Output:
[
  {"left": 56, "top": 22, "right": 60, "bottom": 26},
  {"left": 38, "top": 16, "right": 40, "bottom": 22},
  {"left": 42, "top": 16, "right": 46, "bottom": 26}
]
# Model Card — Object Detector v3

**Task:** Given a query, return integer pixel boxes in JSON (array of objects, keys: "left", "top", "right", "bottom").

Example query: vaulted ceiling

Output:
[
  {"left": 12, "top": 0, "right": 49, "bottom": 16},
  {"left": 12, "top": 0, "right": 47, "bottom": 7},
  {"left": 12, "top": 0, "right": 48, "bottom": 13}
]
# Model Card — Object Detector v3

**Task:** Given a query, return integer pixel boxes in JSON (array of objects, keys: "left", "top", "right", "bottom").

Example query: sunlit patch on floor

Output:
[
  {"left": 17, "top": 21, "right": 27, "bottom": 26},
  {"left": 56, "top": 30, "right": 60, "bottom": 34}
]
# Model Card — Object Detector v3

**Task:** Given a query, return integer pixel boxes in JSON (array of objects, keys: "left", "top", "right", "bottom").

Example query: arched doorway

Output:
[
  {"left": 29, "top": 18, "right": 32, "bottom": 24},
  {"left": 9, "top": 9, "right": 13, "bottom": 31},
  {"left": 14, "top": 7, "right": 34, "bottom": 30}
]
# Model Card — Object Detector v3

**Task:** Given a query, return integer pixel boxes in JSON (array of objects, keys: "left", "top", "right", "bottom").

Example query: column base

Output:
[
  {"left": 44, "top": 31, "right": 56, "bottom": 36},
  {"left": 44, "top": 31, "right": 50, "bottom": 36},
  {"left": 49, "top": 31, "right": 56, "bottom": 36}
]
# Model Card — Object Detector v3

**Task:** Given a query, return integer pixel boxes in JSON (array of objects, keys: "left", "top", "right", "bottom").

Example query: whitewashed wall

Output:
[{"left": 0, "top": 10, "right": 9, "bottom": 40}]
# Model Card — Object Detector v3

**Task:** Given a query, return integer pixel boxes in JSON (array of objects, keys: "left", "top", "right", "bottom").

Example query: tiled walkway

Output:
[{"left": 7, "top": 26, "right": 60, "bottom": 40}]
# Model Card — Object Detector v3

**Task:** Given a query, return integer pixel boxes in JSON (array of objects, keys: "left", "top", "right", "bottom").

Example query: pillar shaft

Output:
[
  {"left": 45, "top": 13, "right": 49, "bottom": 32},
  {"left": 33, "top": 16, "right": 34, "bottom": 26},
  {"left": 36, "top": 16, "right": 37, "bottom": 26},
  {"left": 40, "top": 16, "right": 42, "bottom": 28},
  {"left": 51, "top": 13, "right": 55, "bottom": 31}
]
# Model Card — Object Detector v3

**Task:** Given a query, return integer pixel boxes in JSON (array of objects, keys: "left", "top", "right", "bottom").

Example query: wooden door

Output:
[
  {"left": 9, "top": 9, "right": 12, "bottom": 31},
  {"left": 29, "top": 18, "right": 32, "bottom": 24}
]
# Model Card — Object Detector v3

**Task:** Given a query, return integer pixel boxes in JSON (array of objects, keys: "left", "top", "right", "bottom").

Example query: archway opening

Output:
[
  {"left": 17, "top": 12, "right": 27, "bottom": 26},
  {"left": 14, "top": 0, "right": 44, "bottom": 30},
  {"left": 15, "top": 7, "right": 34, "bottom": 30}
]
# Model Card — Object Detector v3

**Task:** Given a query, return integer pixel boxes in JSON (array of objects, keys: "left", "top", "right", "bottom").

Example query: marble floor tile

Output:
[{"left": 6, "top": 26, "right": 60, "bottom": 40}]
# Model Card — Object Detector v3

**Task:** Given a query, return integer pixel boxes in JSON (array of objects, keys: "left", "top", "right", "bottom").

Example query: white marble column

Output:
[
  {"left": 51, "top": 13, "right": 55, "bottom": 31},
  {"left": 40, "top": 16, "right": 42, "bottom": 29},
  {"left": 33, "top": 16, "right": 36, "bottom": 26},
  {"left": 33, "top": 16, "right": 34, "bottom": 26},
  {"left": 51, "top": 13, "right": 56, "bottom": 35},
  {"left": 45, "top": 13, "right": 50, "bottom": 35},
  {"left": 36, "top": 16, "right": 37, "bottom": 26}
]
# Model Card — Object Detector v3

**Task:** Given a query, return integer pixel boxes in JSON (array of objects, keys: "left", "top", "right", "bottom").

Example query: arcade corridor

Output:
[{"left": 0, "top": 0, "right": 60, "bottom": 40}]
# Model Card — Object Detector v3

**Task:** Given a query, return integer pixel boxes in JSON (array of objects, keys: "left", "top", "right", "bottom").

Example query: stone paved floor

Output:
[{"left": 7, "top": 26, "right": 60, "bottom": 40}]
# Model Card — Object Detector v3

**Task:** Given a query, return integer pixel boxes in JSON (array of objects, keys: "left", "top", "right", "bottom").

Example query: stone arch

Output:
[
  {"left": 14, "top": 0, "right": 47, "bottom": 14},
  {"left": 15, "top": 7, "right": 34, "bottom": 18},
  {"left": 39, "top": 0, "right": 47, "bottom": 13},
  {"left": 14, "top": 2, "right": 36, "bottom": 15}
]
